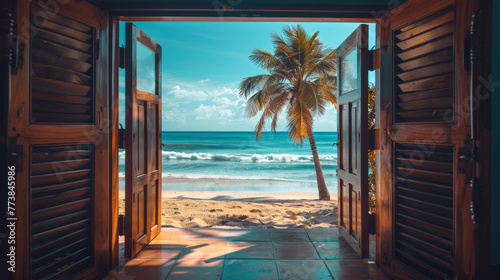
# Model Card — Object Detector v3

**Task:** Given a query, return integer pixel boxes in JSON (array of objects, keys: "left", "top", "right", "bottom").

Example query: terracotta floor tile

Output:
[
  {"left": 231, "top": 229, "right": 271, "bottom": 241},
  {"left": 155, "top": 228, "right": 227, "bottom": 242},
  {"left": 135, "top": 243, "right": 185, "bottom": 259},
  {"left": 313, "top": 241, "right": 359, "bottom": 260},
  {"left": 104, "top": 259, "right": 176, "bottom": 280},
  {"left": 276, "top": 260, "right": 333, "bottom": 280},
  {"left": 271, "top": 231, "right": 310, "bottom": 242},
  {"left": 324, "top": 260, "right": 389, "bottom": 280},
  {"left": 178, "top": 242, "right": 228, "bottom": 259},
  {"left": 226, "top": 242, "right": 274, "bottom": 259},
  {"left": 272, "top": 242, "right": 319, "bottom": 259},
  {"left": 221, "top": 259, "right": 278, "bottom": 280},
  {"left": 306, "top": 228, "right": 341, "bottom": 242},
  {"left": 166, "top": 259, "right": 224, "bottom": 280}
]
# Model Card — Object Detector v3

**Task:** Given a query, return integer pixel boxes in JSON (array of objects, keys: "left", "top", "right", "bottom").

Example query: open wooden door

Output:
[
  {"left": 336, "top": 24, "right": 369, "bottom": 258},
  {"left": 125, "top": 23, "right": 162, "bottom": 258},
  {"left": 6, "top": 0, "right": 109, "bottom": 279},
  {"left": 377, "top": 0, "right": 478, "bottom": 279}
]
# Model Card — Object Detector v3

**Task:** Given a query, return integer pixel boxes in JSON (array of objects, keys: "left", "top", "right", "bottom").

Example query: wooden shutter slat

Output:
[
  {"left": 33, "top": 38, "right": 92, "bottom": 61},
  {"left": 32, "top": 48, "right": 92, "bottom": 73},
  {"left": 396, "top": 22, "right": 454, "bottom": 51},
  {"left": 395, "top": 157, "right": 453, "bottom": 173},
  {"left": 32, "top": 247, "right": 90, "bottom": 279},
  {"left": 32, "top": 63, "right": 92, "bottom": 85},
  {"left": 396, "top": 177, "right": 452, "bottom": 195},
  {"left": 397, "top": 74, "right": 453, "bottom": 93},
  {"left": 398, "top": 97, "right": 453, "bottom": 111},
  {"left": 32, "top": 238, "right": 90, "bottom": 269},
  {"left": 35, "top": 29, "right": 92, "bottom": 52},
  {"left": 397, "top": 62, "right": 453, "bottom": 82},
  {"left": 32, "top": 158, "right": 91, "bottom": 175},
  {"left": 32, "top": 227, "right": 89, "bottom": 259},
  {"left": 397, "top": 49, "right": 453, "bottom": 72},
  {"left": 396, "top": 108, "right": 449, "bottom": 122},
  {"left": 32, "top": 4, "right": 93, "bottom": 33},
  {"left": 32, "top": 101, "right": 92, "bottom": 115},
  {"left": 397, "top": 167, "right": 452, "bottom": 184},
  {"left": 397, "top": 232, "right": 452, "bottom": 261},
  {"left": 32, "top": 18, "right": 92, "bottom": 42},
  {"left": 32, "top": 113, "right": 93, "bottom": 123},
  {"left": 396, "top": 240, "right": 452, "bottom": 271},
  {"left": 396, "top": 213, "right": 453, "bottom": 240},
  {"left": 396, "top": 204, "right": 453, "bottom": 228},
  {"left": 396, "top": 185, "right": 453, "bottom": 206},
  {"left": 396, "top": 11, "right": 454, "bottom": 41},
  {"left": 31, "top": 169, "right": 91, "bottom": 187},
  {"left": 397, "top": 36, "right": 453, "bottom": 61},
  {"left": 398, "top": 88, "right": 451, "bottom": 102},
  {"left": 32, "top": 92, "right": 92, "bottom": 105},
  {"left": 32, "top": 210, "right": 90, "bottom": 234},
  {"left": 395, "top": 148, "right": 454, "bottom": 161},
  {"left": 32, "top": 77, "right": 91, "bottom": 96},
  {"left": 32, "top": 198, "right": 91, "bottom": 222},
  {"left": 32, "top": 186, "right": 91, "bottom": 211},
  {"left": 397, "top": 222, "right": 453, "bottom": 250},
  {"left": 396, "top": 194, "right": 452, "bottom": 217},
  {"left": 32, "top": 148, "right": 91, "bottom": 163},
  {"left": 44, "top": 256, "right": 92, "bottom": 280},
  {"left": 395, "top": 249, "right": 451, "bottom": 280},
  {"left": 32, "top": 218, "right": 90, "bottom": 244},
  {"left": 31, "top": 178, "right": 91, "bottom": 196}
]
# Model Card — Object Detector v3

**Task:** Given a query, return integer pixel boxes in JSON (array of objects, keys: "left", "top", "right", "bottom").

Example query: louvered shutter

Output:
[
  {"left": 378, "top": 0, "right": 472, "bottom": 279},
  {"left": 7, "top": 1, "right": 109, "bottom": 279},
  {"left": 31, "top": 145, "right": 94, "bottom": 279},
  {"left": 30, "top": 5, "right": 95, "bottom": 124},
  {"left": 394, "top": 9, "right": 455, "bottom": 123}
]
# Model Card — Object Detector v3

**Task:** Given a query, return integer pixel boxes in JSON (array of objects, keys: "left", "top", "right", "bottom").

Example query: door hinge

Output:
[
  {"left": 368, "top": 48, "right": 380, "bottom": 71},
  {"left": 119, "top": 45, "right": 126, "bottom": 69},
  {"left": 94, "top": 39, "right": 100, "bottom": 60},
  {"left": 118, "top": 214, "right": 125, "bottom": 236},
  {"left": 368, "top": 128, "right": 380, "bottom": 150},
  {"left": 7, "top": 141, "right": 23, "bottom": 172},
  {"left": 118, "top": 123, "right": 125, "bottom": 149}
]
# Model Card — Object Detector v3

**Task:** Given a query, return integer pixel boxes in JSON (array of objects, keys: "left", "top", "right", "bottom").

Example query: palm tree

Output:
[{"left": 239, "top": 24, "right": 337, "bottom": 201}]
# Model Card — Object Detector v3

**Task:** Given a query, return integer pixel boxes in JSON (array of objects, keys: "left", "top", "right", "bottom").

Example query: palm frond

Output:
[{"left": 287, "top": 100, "right": 313, "bottom": 145}]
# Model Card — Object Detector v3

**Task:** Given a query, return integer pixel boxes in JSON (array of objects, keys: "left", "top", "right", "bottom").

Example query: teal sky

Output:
[{"left": 119, "top": 21, "right": 376, "bottom": 132}]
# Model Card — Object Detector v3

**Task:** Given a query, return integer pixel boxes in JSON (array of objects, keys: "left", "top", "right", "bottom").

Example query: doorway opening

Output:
[{"left": 115, "top": 20, "right": 377, "bottom": 262}]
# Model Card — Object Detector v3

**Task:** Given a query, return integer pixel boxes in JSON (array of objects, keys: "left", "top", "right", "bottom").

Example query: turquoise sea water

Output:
[{"left": 119, "top": 131, "right": 338, "bottom": 194}]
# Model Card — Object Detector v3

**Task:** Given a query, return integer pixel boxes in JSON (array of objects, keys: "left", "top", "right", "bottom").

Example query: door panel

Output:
[
  {"left": 336, "top": 24, "right": 369, "bottom": 258},
  {"left": 125, "top": 23, "right": 162, "bottom": 258},
  {"left": 8, "top": 0, "right": 109, "bottom": 279},
  {"left": 378, "top": 0, "right": 473, "bottom": 279}
]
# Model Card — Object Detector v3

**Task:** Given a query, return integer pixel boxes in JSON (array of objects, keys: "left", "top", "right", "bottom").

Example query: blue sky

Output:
[{"left": 119, "top": 21, "right": 376, "bottom": 132}]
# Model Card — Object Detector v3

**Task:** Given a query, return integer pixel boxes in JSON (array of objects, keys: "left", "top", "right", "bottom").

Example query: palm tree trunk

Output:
[{"left": 307, "top": 128, "right": 330, "bottom": 201}]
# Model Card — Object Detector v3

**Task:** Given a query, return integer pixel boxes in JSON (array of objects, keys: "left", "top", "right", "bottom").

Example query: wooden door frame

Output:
[{"left": 107, "top": 14, "right": 383, "bottom": 268}]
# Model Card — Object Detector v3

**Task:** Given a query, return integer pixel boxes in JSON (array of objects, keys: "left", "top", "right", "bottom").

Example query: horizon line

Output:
[{"left": 161, "top": 131, "right": 338, "bottom": 133}]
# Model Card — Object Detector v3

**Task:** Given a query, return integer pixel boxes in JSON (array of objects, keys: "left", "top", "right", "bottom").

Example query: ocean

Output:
[{"left": 119, "top": 131, "right": 338, "bottom": 194}]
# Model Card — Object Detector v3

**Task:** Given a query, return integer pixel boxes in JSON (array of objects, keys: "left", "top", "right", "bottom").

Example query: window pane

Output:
[
  {"left": 136, "top": 42, "right": 156, "bottom": 94},
  {"left": 340, "top": 46, "right": 358, "bottom": 95}
]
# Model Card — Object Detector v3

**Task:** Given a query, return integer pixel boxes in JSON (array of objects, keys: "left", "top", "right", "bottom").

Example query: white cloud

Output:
[
  {"left": 194, "top": 104, "right": 235, "bottom": 120},
  {"left": 198, "top": 78, "right": 210, "bottom": 83},
  {"left": 167, "top": 85, "right": 209, "bottom": 101},
  {"left": 213, "top": 96, "right": 240, "bottom": 107}
]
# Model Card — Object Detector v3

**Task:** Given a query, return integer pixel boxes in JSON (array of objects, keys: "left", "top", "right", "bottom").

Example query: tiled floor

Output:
[{"left": 104, "top": 227, "right": 387, "bottom": 280}]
